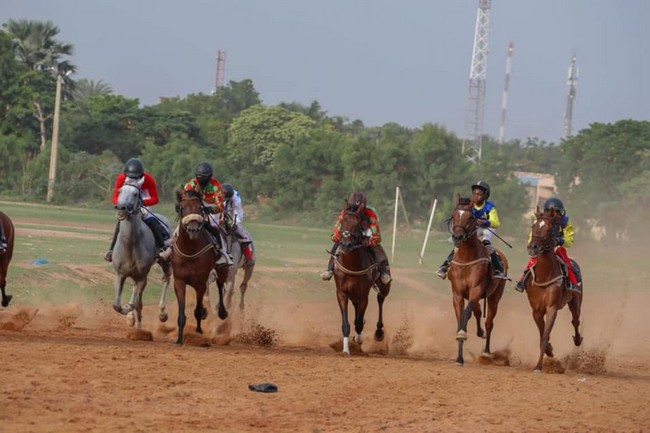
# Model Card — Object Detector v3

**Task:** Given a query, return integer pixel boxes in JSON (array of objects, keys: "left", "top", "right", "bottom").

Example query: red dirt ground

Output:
[{"left": 0, "top": 226, "right": 649, "bottom": 432}]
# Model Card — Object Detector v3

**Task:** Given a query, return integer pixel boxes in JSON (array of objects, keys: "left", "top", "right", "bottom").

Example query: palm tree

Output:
[
  {"left": 2, "top": 19, "right": 77, "bottom": 152},
  {"left": 71, "top": 78, "right": 113, "bottom": 112}
]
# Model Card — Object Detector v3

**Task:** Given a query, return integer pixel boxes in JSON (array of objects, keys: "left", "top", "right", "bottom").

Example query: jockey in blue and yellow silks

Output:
[
  {"left": 514, "top": 197, "right": 581, "bottom": 293},
  {"left": 436, "top": 180, "right": 507, "bottom": 280}
]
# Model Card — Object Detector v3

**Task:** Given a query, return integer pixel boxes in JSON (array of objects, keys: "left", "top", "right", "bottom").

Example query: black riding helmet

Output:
[
  {"left": 544, "top": 197, "right": 565, "bottom": 216},
  {"left": 471, "top": 180, "right": 490, "bottom": 199},
  {"left": 222, "top": 184, "right": 234, "bottom": 199},
  {"left": 195, "top": 162, "right": 213, "bottom": 187},
  {"left": 124, "top": 158, "right": 145, "bottom": 179}
]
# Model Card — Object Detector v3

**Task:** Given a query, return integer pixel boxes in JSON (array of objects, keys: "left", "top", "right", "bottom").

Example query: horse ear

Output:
[
  {"left": 358, "top": 202, "right": 366, "bottom": 214},
  {"left": 456, "top": 193, "right": 461, "bottom": 206},
  {"left": 534, "top": 206, "right": 541, "bottom": 218}
]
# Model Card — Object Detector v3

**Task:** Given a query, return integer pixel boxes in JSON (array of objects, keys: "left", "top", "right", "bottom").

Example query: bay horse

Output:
[
  {"left": 0, "top": 211, "right": 15, "bottom": 307},
  {"left": 447, "top": 195, "right": 507, "bottom": 365},
  {"left": 333, "top": 202, "right": 390, "bottom": 355},
  {"left": 112, "top": 178, "right": 172, "bottom": 329},
  {"left": 526, "top": 206, "right": 583, "bottom": 372},
  {"left": 170, "top": 188, "right": 229, "bottom": 345}
]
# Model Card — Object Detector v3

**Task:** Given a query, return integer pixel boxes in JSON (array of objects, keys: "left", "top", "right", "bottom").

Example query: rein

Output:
[
  {"left": 450, "top": 257, "right": 490, "bottom": 267},
  {"left": 529, "top": 267, "right": 564, "bottom": 287},
  {"left": 334, "top": 257, "right": 380, "bottom": 276},
  {"left": 172, "top": 242, "right": 214, "bottom": 259}
]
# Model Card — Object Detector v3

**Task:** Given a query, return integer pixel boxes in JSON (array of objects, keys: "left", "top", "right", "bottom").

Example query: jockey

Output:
[
  {"left": 221, "top": 184, "right": 254, "bottom": 261},
  {"left": 321, "top": 192, "right": 392, "bottom": 285},
  {"left": 182, "top": 161, "right": 232, "bottom": 266},
  {"left": 514, "top": 197, "right": 581, "bottom": 293},
  {"left": 436, "top": 180, "right": 507, "bottom": 280},
  {"left": 104, "top": 158, "right": 169, "bottom": 262}
]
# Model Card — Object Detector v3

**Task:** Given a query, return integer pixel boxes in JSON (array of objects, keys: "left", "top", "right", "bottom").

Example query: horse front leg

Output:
[
  {"left": 569, "top": 294, "right": 583, "bottom": 346},
  {"left": 174, "top": 280, "right": 187, "bottom": 345},
  {"left": 194, "top": 282, "right": 207, "bottom": 334},
  {"left": 158, "top": 261, "right": 171, "bottom": 323},
  {"left": 535, "top": 307, "right": 559, "bottom": 373},
  {"left": 353, "top": 297, "right": 368, "bottom": 346},
  {"left": 216, "top": 280, "right": 229, "bottom": 320},
  {"left": 0, "top": 277, "right": 12, "bottom": 307},
  {"left": 113, "top": 275, "right": 130, "bottom": 315},
  {"left": 337, "top": 291, "right": 351, "bottom": 355},
  {"left": 483, "top": 290, "right": 503, "bottom": 356},
  {"left": 239, "top": 264, "right": 254, "bottom": 311},
  {"left": 452, "top": 293, "right": 469, "bottom": 365},
  {"left": 132, "top": 278, "right": 147, "bottom": 330},
  {"left": 374, "top": 292, "right": 386, "bottom": 342}
]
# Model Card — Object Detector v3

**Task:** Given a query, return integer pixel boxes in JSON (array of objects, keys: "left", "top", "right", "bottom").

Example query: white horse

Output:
[{"left": 112, "top": 177, "right": 172, "bottom": 329}]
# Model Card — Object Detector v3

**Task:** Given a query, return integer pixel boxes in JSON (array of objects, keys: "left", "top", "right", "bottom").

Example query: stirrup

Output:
[
  {"left": 514, "top": 281, "right": 526, "bottom": 293},
  {"left": 158, "top": 247, "right": 172, "bottom": 261},
  {"left": 436, "top": 267, "right": 448, "bottom": 280},
  {"left": 380, "top": 273, "right": 392, "bottom": 285},
  {"left": 321, "top": 270, "right": 333, "bottom": 281},
  {"left": 567, "top": 282, "right": 582, "bottom": 294},
  {"left": 104, "top": 250, "right": 113, "bottom": 262},
  {"left": 493, "top": 271, "right": 510, "bottom": 281}
]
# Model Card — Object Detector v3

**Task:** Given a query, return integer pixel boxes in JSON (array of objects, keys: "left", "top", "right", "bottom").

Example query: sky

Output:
[{"left": 2, "top": 0, "right": 648, "bottom": 144}]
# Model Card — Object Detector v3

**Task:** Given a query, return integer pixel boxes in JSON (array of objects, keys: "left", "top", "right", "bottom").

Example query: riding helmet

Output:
[
  {"left": 124, "top": 158, "right": 145, "bottom": 179},
  {"left": 471, "top": 180, "right": 490, "bottom": 199},
  {"left": 347, "top": 192, "right": 367, "bottom": 211},
  {"left": 195, "top": 162, "right": 213, "bottom": 186},
  {"left": 544, "top": 197, "right": 565, "bottom": 215},
  {"left": 222, "top": 184, "right": 235, "bottom": 199}
]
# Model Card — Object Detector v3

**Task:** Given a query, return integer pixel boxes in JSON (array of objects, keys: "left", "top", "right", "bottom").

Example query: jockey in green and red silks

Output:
[
  {"left": 321, "top": 192, "right": 392, "bottom": 285},
  {"left": 515, "top": 197, "right": 581, "bottom": 293}
]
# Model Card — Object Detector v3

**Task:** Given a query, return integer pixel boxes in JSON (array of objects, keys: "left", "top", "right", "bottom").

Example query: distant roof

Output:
[{"left": 514, "top": 171, "right": 556, "bottom": 189}]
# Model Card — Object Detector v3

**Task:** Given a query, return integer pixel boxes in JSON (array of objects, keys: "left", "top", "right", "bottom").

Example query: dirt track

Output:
[{"left": 1, "top": 284, "right": 649, "bottom": 433}]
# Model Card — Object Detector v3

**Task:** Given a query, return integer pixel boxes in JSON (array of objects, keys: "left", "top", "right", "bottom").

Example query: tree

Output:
[{"left": 70, "top": 78, "right": 113, "bottom": 112}]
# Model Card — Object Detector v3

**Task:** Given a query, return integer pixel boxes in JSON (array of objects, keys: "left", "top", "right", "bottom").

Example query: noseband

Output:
[
  {"left": 449, "top": 209, "right": 477, "bottom": 247},
  {"left": 178, "top": 196, "right": 206, "bottom": 235},
  {"left": 529, "top": 216, "right": 559, "bottom": 255},
  {"left": 116, "top": 183, "right": 143, "bottom": 220},
  {"left": 339, "top": 211, "right": 365, "bottom": 253}
]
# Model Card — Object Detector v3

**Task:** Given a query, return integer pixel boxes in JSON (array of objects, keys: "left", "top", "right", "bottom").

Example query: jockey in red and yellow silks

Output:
[
  {"left": 331, "top": 206, "right": 382, "bottom": 247},
  {"left": 514, "top": 198, "right": 581, "bottom": 293},
  {"left": 321, "top": 192, "right": 391, "bottom": 285}
]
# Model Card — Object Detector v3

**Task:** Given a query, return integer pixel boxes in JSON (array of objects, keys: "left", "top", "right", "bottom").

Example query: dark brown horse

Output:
[
  {"left": 333, "top": 203, "right": 390, "bottom": 355},
  {"left": 447, "top": 195, "right": 507, "bottom": 365},
  {"left": 169, "top": 189, "right": 229, "bottom": 345},
  {"left": 526, "top": 207, "right": 583, "bottom": 372},
  {"left": 0, "top": 212, "right": 15, "bottom": 307}
]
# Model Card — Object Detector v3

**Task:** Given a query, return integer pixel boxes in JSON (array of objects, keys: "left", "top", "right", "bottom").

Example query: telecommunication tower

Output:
[
  {"left": 498, "top": 42, "right": 514, "bottom": 146},
  {"left": 563, "top": 54, "right": 578, "bottom": 139},
  {"left": 462, "top": 0, "right": 492, "bottom": 164},
  {"left": 214, "top": 50, "right": 227, "bottom": 93}
]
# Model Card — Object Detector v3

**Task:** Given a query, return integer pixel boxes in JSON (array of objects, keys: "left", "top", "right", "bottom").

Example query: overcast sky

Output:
[{"left": 2, "top": 0, "right": 648, "bottom": 144}]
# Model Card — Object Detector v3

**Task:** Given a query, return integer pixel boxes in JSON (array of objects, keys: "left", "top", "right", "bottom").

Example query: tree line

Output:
[{"left": 1, "top": 19, "right": 648, "bottom": 242}]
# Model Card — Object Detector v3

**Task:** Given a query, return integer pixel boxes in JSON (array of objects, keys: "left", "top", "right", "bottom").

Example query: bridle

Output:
[
  {"left": 449, "top": 207, "right": 478, "bottom": 247},
  {"left": 177, "top": 194, "right": 207, "bottom": 235},
  {"left": 529, "top": 215, "right": 560, "bottom": 256},
  {"left": 116, "top": 182, "right": 143, "bottom": 221},
  {"left": 339, "top": 211, "right": 366, "bottom": 253}
]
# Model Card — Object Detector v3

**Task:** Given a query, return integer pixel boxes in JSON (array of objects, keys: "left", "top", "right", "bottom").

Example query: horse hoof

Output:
[
  {"left": 477, "top": 329, "right": 485, "bottom": 339},
  {"left": 533, "top": 369, "right": 542, "bottom": 374},
  {"left": 455, "top": 361, "right": 464, "bottom": 367},
  {"left": 126, "top": 312, "right": 135, "bottom": 327},
  {"left": 574, "top": 336, "right": 583, "bottom": 347},
  {"left": 159, "top": 312, "right": 168, "bottom": 323},
  {"left": 1, "top": 295, "right": 12, "bottom": 307},
  {"left": 374, "top": 329, "right": 385, "bottom": 342},
  {"left": 456, "top": 330, "right": 467, "bottom": 341},
  {"left": 218, "top": 309, "right": 228, "bottom": 321}
]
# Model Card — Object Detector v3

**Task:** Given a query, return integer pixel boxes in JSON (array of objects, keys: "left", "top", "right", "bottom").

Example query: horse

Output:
[
  {"left": 170, "top": 188, "right": 229, "bottom": 345},
  {"left": 0, "top": 212, "right": 15, "bottom": 307},
  {"left": 111, "top": 177, "right": 173, "bottom": 329},
  {"left": 525, "top": 206, "right": 583, "bottom": 373},
  {"left": 333, "top": 203, "right": 390, "bottom": 355},
  {"left": 447, "top": 195, "right": 507, "bottom": 365}
]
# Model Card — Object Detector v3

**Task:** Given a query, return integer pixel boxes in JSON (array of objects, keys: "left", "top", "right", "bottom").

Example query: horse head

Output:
[
  {"left": 176, "top": 188, "right": 206, "bottom": 239},
  {"left": 528, "top": 206, "right": 563, "bottom": 257},
  {"left": 338, "top": 206, "right": 365, "bottom": 254},
  {"left": 115, "top": 177, "right": 145, "bottom": 221},
  {"left": 450, "top": 194, "right": 477, "bottom": 247}
]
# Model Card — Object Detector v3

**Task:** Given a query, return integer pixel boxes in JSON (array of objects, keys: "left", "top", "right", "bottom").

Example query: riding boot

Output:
[
  {"left": 490, "top": 251, "right": 508, "bottom": 280},
  {"left": 104, "top": 221, "right": 120, "bottom": 262},
  {"left": 321, "top": 242, "right": 339, "bottom": 281},
  {"left": 514, "top": 271, "right": 530, "bottom": 293},
  {"left": 436, "top": 250, "right": 455, "bottom": 280},
  {"left": 206, "top": 225, "right": 233, "bottom": 267},
  {"left": 144, "top": 217, "right": 167, "bottom": 255},
  {"left": 372, "top": 244, "right": 392, "bottom": 285}
]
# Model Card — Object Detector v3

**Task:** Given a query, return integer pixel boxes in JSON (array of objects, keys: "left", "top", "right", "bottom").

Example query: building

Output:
[{"left": 514, "top": 171, "right": 556, "bottom": 211}]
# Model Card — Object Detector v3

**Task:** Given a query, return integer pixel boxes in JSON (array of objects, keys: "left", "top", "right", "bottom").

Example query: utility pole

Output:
[
  {"left": 47, "top": 73, "right": 64, "bottom": 203},
  {"left": 462, "top": 0, "right": 492, "bottom": 164},
  {"left": 498, "top": 42, "right": 514, "bottom": 146},
  {"left": 214, "top": 50, "right": 227, "bottom": 93},
  {"left": 563, "top": 54, "right": 578, "bottom": 139}
]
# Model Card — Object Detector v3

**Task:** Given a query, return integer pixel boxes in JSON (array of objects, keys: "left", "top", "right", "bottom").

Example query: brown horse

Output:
[
  {"left": 447, "top": 195, "right": 507, "bottom": 365},
  {"left": 333, "top": 203, "right": 390, "bottom": 355},
  {"left": 526, "top": 207, "right": 583, "bottom": 372},
  {"left": 0, "top": 212, "right": 15, "bottom": 307},
  {"left": 170, "top": 189, "right": 229, "bottom": 345}
]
